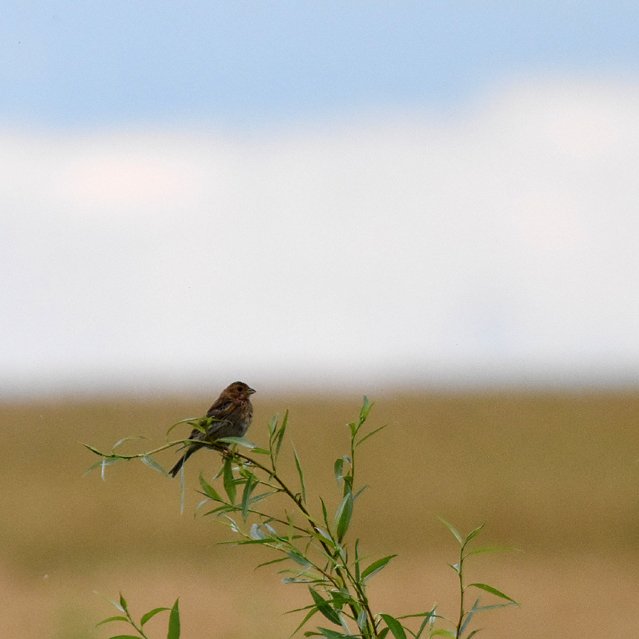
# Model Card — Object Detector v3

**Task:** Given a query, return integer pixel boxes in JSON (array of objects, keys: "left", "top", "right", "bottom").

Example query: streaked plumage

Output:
[{"left": 169, "top": 381, "right": 255, "bottom": 477}]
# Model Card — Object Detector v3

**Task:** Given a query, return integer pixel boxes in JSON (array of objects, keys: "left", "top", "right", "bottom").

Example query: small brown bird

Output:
[{"left": 169, "top": 381, "right": 256, "bottom": 477}]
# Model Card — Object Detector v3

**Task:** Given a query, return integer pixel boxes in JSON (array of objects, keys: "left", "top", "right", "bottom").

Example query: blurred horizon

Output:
[{"left": 3, "top": 3, "right": 639, "bottom": 397}]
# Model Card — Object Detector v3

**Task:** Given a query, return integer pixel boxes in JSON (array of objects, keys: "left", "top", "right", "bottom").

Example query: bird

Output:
[{"left": 168, "top": 381, "right": 256, "bottom": 477}]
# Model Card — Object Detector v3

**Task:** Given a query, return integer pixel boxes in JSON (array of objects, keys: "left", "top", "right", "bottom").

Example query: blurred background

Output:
[{"left": 2, "top": 2, "right": 639, "bottom": 637}]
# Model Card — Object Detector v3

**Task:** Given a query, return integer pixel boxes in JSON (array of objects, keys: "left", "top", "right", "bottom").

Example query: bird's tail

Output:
[{"left": 168, "top": 446, "right": 196, "bottom": 477}]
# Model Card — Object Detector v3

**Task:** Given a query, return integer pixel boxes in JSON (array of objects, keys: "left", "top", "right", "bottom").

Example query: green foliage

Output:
[
  {"left": 438, "top": 519, "right": 519, "bottom": 638},
  {"left": 87, "top": 397, "right": 517, "bottom": 638},
  {"left": 97, "top": 594, "right": 179, "bottom": 639}
]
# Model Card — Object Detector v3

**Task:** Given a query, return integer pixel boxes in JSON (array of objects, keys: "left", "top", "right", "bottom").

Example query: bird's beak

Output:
[{"left": 248, "top": 387, "right": 256, "bottom": 395}]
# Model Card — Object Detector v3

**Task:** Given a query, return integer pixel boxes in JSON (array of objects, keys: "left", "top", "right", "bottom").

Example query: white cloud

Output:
[{"left": 2, "top": 77, "right": 639, "bottom": 395}]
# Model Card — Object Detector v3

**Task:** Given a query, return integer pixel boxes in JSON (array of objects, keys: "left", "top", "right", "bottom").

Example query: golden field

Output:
[{"left": 2, "top": 390, "right": 639, "bottom": 638}]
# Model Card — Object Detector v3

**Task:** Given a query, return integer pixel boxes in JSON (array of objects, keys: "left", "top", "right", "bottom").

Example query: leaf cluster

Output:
[
  {"left": 97, "top": 593, "right": 180, "bottom": 639},
  {"left": 88, "top": 398, "right": 517, "bottom": 639}
]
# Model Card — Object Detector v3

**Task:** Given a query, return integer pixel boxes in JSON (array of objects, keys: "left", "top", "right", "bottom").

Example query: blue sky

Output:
[
  {"left": 2, "top": 2, "right": 638, "bottom": 127},
  {"left": 2, "top": 3, "right": 639, "bottom": 395}
]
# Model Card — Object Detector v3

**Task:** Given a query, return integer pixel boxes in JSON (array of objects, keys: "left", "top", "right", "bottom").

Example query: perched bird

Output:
[{"left": 169, "top": 381, "right": 256, "bottom": 477}]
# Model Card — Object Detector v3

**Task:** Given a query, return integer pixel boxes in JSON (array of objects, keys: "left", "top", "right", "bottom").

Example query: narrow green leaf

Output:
[
  {"left": 283, "top": 576, "right": 316, "bottom": 585},
  {"left": 222, "top": 457, "right": 236, "bottom": 504},
  {"left": 359, "top": 395, "right": 373, "bottom": 424},
  {"left": 96, "top": 615, "right": 129, "bottom": 626},
  {"left": 317, "top": 627, "right": 352, "bottom": 638},
  {"left": 288, "top": 550, "right": 311, "bottom": 567},
  {"left": 459, "top": 600, "right": 478, "bottom": 636},
  {"left": 189, "top": 418, "right": 209, "bottom": 435},
  {"left": 293, "top": 446, "right": 306, "bottom": 504},
  {"left": 249, "top": 523, "right": 265, "bottom": 540},
  {"left": 309, "top": 588, "right": 341, "bottom": 625},
  {"left": 438, "top": 516, "right": 463, "bottom": 545},
  {"left": 235, "top": 538, "right": 279, "bottom": 546},
  {"left": 354, "top": 539, "right": 361, "bottom": 581},
  {"left": 356, "top": 424, "right": 387, "bottom": 447},
  {"left": 329, "top": 590, "right": 357, "bottom": 608},
  {"left": 289, "top": 604, "right": 321, "bottom": 636},
  {"left": 464, "top": 523, "right": 485, "bottom": 545},
  {"left": 430, "top": 630, "right": 456, "bottom": 638},
  {"left": 216, "top": 436, "right": 256, "bottom": 448},
  {"left": 141, "top": 455, "right": 166, "bottom": 475},
  {"left": 118, "top": 593, "right": 128, "bottom": 613},
  {"left": 335, "top": 491, "right": 353, "bottom": 542},
  {"left": 356, "top": 608, "right": 368, "bottom": 632},
  {"left": 377, "top": 629, "right": 390, "bottom": 639},
  {"left": 275, "top": 410, "right": 288, "bottom": 458},
  {"left": 468, "top": 583, "right": 518, "bottom": 605},
  {"left": 249, "top": 490, "right": 277, "bottom": 505},
  {"left": 396, "top": 610, "right": 439, "bottom": 621},
  {"left": 238, "top": 465, "right": 254, "bottom": 480},
  {"left": 167, "top": 598, "right": 180, "bottom": 639},
  {"left": 140, "top": 607, "right": 170, "bottom": 625},
  {"left": 286, "top": 605, "right": 318, "bottom": 616},
  {"left": 380, "top": 613, "right": 407, "bottom": 639},
  {"left": 106, "top": 635, "right": 141, "bottom": 639},
  {"left": 361, "top": 554, "right": 397, "bottom": 582},
  {"left": 256, "top": 556, "right": 289, "bottom": 569},
  {"left": 226, "top": 516, "right": 240, "bottom": 534},
  {"left": 320, "top": 498, "right": 331, "bottom": 531},
  {"left": 201, "top": 504, "right": 236, "bottom": 517},
  {"left": 198, "top": 474, "right": 223, "bottom": 501},
  {"left": 82, "top": 442, "right": 107, "bottom": 457},
  {"left": 353, "top": 485, "right": 368, "bottom": 501},
  {"left": 465, "top": 545, "right": 510, "bottom": 557},
  {"left": 241, "top": 473, "right": 258, "bottom": 520},
  {"left": 112, "top": 435, "right": 146, "bottom": 450},
  {"left": 413, "top": 609, "right": 438, "bottom": 638},
  {"left": 333, "top": 458, "right": 344, "bottom": 485},
  {"left": 83, "top": 457, "right": 120, "bottom": 476},
  {"left": 314, "top": 527, "right": 335, "bottom": 546},
  {"left": 469, "top": 602, "right": 517, "bottom": 612},
  {"left": 165, "top": 416, "right": 200, "bottom": 436},
  {"left": 466, "top": 630, "right": 482, "bottom": 638}
]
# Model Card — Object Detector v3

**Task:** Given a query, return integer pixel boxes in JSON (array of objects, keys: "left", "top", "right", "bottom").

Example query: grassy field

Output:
[{"left": 2, "top": 390, "right": 638, "bottom": 637}]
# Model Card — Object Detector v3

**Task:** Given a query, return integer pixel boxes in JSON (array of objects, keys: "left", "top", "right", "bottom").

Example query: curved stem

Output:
[
  {"left": 230, "top": 448, "right": 377, "bottom": 637},
  {"left": 84, "top": 438, "right": 190, "bottom": 460},
  {"left": 231, "top": 523, "right": 341, "bottom": 589},
  {"left": 124, "top": 609, "right": 149, "bottom": 639},
  {"left": 455, "top": 547, "right": 466, "bottom": 638},
  {"left": 86, "top": 437, "right": 379, "bottom": 636}
]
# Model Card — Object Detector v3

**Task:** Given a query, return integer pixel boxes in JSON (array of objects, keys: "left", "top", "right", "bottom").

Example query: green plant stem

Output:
[
  {"left": 229, "top": 523, "right": 339, "bottom": 588},
  {"left": 341, "top": 427, "right": 378, "bottom": 632},
  {"left": 455, "top": 545, "right": 466, "bottom": 639},
  {"left": 125, "top": 609, "right": 149, "bottom": 639},
  {"left": 229, "top": 448, "right": 377, "bottom": 637},
  {"left": 87, "top": 437, "right": 379, "bottom": 635},
  {"left": 84, "top": 438, "right": 191, "bottom": 460}
]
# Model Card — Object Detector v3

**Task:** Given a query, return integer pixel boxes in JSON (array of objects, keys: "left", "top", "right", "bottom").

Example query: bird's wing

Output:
[
  {"left": 206, "top": 398, "right": 237, "bottom": 419},
  {"left": 184, "top": 400, "right": 234, "bottom": 441}
]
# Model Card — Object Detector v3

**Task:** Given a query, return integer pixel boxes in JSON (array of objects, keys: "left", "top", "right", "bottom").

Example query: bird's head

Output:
[{"left": 224, "top": 381, "right": 256, "bottom": 399}]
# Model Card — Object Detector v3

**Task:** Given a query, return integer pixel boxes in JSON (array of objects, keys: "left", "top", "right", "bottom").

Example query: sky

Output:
[{"left": 2, "top": 2, "right": 639, "bottom": 397}]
